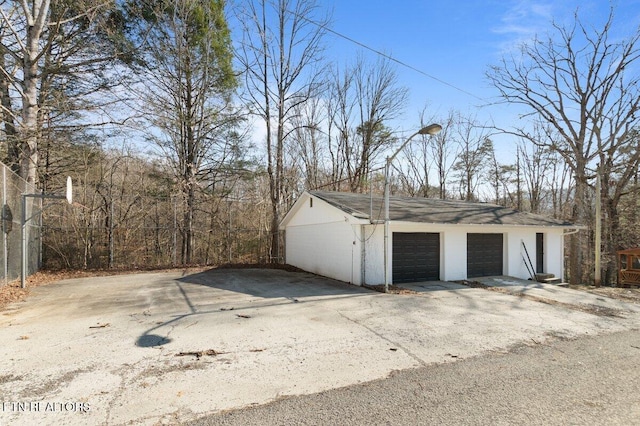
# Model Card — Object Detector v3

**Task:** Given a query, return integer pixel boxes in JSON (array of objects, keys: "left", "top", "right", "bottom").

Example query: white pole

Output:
[
  {"left": 384, "top": 158, "right": 390, "bottom": 293},
  {"left": 595, "top": 166, "right": 601, "bottom": 287},
  {"left": 21, "top": 194, "right": 26, "bottom": 288},
  {"left": 2, "top": 166, "right": 7, "bottom": 285}
]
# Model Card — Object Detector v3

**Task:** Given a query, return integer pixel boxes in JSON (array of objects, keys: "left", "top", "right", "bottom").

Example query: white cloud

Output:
[{"left": 491, "top": 1, "right": 558, "bottom": 52}]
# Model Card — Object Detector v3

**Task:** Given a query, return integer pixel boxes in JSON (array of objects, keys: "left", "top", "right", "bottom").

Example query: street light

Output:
[{"left": 384, "top": 124, "right": 442, "bottom": 293}]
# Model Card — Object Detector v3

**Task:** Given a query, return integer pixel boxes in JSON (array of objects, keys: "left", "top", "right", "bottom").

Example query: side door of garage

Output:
[
  {"left": 467, "top": 233, "right": 503, "bottom": 277},
  {"left": 392, "top": 232, "right": 440, "bottom": 283}
]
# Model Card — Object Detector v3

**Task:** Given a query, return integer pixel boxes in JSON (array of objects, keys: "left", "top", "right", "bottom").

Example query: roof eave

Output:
[{"left": 383, "top": 220, "right": 581, "bottom": 228}]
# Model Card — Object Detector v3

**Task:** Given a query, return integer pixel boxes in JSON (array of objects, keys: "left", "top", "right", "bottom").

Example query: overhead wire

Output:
[{"left": 285, "top": 5, "right": 486, "bottom": 102}]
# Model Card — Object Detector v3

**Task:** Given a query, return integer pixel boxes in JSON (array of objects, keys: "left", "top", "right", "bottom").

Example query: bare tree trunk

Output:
[
  {"left": 181, "top": 184, "right": 195, "bottom": 264},
  {"left": 487, "top": 9, "right": 640, "bottom": 285},
  {"left": 570, "top": 174, "right": 588, "bottom": 284},
  {"left": 238, "top": 0, "right": 328, "bottom": 262},
  {"left": 0, "top": 49, "right": 19, "bottom": 173},
  {"left": 21, "top": 4, "right": 49, "bottom": 186}
]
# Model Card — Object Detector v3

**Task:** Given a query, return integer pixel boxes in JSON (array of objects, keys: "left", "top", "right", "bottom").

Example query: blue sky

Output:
[
  {"left": 227, "top": 0, "right": 640, "bottom": 164},
  {"left": 322, "top": 0, "right": 640, "bottom": 143}
]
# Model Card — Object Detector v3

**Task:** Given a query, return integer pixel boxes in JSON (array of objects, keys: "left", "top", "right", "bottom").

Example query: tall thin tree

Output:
[
  {"left": 237, "top": 0, "right": 328, "bottom": 262},
  {"left": 127, "top": 0, "right": 238, "bottom": 264}
]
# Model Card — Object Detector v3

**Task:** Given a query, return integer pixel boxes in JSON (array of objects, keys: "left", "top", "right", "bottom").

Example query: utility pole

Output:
[{"left": 595, "top": 165, "right": 601, "bottom": 287}]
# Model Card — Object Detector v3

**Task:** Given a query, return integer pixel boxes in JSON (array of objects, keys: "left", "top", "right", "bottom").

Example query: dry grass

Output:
[{"left": 568, "top": 285, "right": 640, "bottom": 304}]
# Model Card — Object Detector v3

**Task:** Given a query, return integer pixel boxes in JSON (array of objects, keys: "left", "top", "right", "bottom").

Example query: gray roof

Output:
[{"left": 309, "top": 191, "right": 575, "bottom": 227}]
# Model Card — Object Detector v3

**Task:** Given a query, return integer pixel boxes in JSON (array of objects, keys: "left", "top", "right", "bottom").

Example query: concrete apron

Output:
[
  {"left": 473, "top": 276, "right": 640, "bottom": 315},
  {"left": 1, "top": 269, "right": 639, "bottom": 426}
]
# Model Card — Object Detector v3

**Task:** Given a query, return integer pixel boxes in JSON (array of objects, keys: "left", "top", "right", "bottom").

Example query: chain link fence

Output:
[
  {"left": 0, "top": 162, "right": 39, "bottom": 285},
  {"left": 42, "top": 194, "right": 272, "bottom": 270}
]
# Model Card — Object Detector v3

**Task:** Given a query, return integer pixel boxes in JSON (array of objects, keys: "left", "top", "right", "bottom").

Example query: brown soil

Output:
[
  {"left": 455, "top": 280, "right": 638, "bottom": 317},
  {"left": 568, "top": 285, "right": 640, "bottom": 304},
  {"left": 363, "top": 284, "right": 418, "bottom": 295}
]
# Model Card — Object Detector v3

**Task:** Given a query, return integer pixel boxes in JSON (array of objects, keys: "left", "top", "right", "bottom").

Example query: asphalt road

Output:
[{"left": 191, "top": 329, "right": 640, "bottom": 426}]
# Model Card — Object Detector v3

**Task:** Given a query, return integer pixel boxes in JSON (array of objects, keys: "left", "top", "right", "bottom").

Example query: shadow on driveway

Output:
[
  {"left": 136, "top": 268, "right": 374, "bottom": 348},
  {"left": 176, "top": 267, "right": 373, "bottom": 299}
]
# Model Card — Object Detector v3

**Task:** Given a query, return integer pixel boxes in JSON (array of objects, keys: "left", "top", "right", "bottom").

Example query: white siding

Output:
[
  {"left": 285, "top": 195, "right": 347, "bottom": 227},
  {"left": 361, "top": 223, "right": 566, "bottom": 284},
  {"left": 507, "top": 229, "right": 534, "bottom": 279},
  {"left": 363, "top": 225, "right": 384, "bottom": 285},
  {"left": 286, "top": 222, "right": 358, "bottom": 284},
  {"left": 285, "top": 194, "right": 361, "bottom": 284},
  {"left": 282, "top": 193, "right": 568, "bottom": 284},
  {"left": 544, "top": 231, "right": 564, "bottom": 279},
  {"left": 442, "top": 227, "right": 467, "bottom": 281},
  {"left": 504, "top": 228, "right": 565, "bottom": 280}
]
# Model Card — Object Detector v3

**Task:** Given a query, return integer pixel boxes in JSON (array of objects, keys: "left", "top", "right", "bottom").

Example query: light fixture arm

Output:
[{"left": 383, "top": 124, "right": 441, "bottom": 293}]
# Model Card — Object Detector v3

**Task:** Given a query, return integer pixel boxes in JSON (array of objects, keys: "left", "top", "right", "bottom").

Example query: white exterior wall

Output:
[
  {"left": 282, "top": 193, "right": 568, "bottom": 285},
  {"left": 363, "top": 224, "right": 384, "bottom": 285},
  {"left": 504, "top": 228, "right": 565, "bottom": 280},
  {"left": 507, "top": 229, "right": 532, "bottom": 279},
  {"left": 543, "top": 230, "right": 564, "bottom": 279},
  {"left": 442, "top": 227, "right": 467, "bottom": 281},
  {"left": 285, "top": 195, "right": 362, "bottom": 284},
  {"left": 360, "top": 223, "right": 567, "bottom": 284}
]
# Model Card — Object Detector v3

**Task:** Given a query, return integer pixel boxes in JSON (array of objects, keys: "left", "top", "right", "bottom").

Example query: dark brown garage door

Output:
[
  {"left": 467, "top": 233, "right": 503, "bottom": 277},
  {"left": 392, "top": 232, "right": 440, "bottom": 283}
]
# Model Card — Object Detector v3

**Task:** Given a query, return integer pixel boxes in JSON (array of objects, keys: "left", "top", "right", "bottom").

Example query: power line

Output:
[{"left": 289, "top": 7, "right": 486, "bottom": 102}]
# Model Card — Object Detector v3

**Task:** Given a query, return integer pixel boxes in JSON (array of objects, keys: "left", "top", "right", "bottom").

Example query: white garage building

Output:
[{"left": 279, "top": 191, "right": 579, "bottom": 285}]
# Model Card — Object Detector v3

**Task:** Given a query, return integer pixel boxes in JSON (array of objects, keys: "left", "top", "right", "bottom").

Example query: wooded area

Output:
[{"left": 1, "top": 1, "right": 639, "bottom": 285}]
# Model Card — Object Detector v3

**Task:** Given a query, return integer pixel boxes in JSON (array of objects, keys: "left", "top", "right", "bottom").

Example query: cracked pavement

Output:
[{"left": 1, "top": 268, "right": 639, "bottom": 425}]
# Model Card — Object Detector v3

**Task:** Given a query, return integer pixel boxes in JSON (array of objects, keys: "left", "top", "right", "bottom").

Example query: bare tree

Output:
[
  {"left": 322, "top": 55, "right": 409, "bottom": 194},
  {"left": 451, "top": 115, "right": 493, "bottom": 201},
  {"left": 126, "top": 0, "right": 239, "bottom": 264},
  {"left": 517, "top": 125, "right": 558, "bottom": 213},
  {"left": 545, "top": 147, "right": 574, "bottom": 220},
  {"left": 0, "top": 0, "right": 126, "bottom": 185},
  {"left": 349, "top": 56, "right": 407, "bottom": 192},
  {"left": 324, "top": 62, "right": 354, "bottom": 191},
  {"left": 599, "top": 130, "right": 640, "bottom": 283},
  {"left": 398, "top": 108, "right": 434, "bottom": 197},
  {"left": 430, "top": 111, "right": 456, "bottom": 199},
  {"left": 484, "top": 147, "right": 515, "bottom": 207},
  {"left": 237, "top": 0, "right": 328, "bottom": 262},
  {"left": 487, "top": 8, "right": 640, "bottom": 284},
  {"left": 288, "top": 97, "right": 327, "bottom": 190}
]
